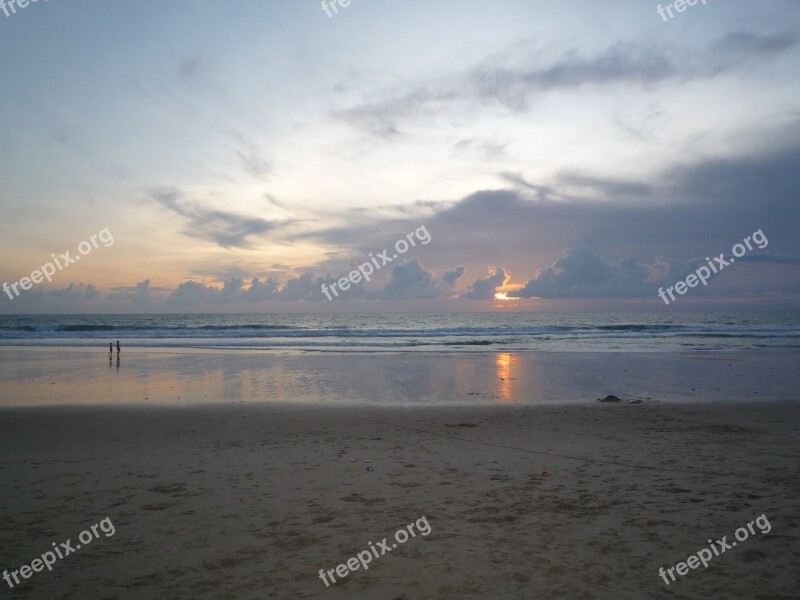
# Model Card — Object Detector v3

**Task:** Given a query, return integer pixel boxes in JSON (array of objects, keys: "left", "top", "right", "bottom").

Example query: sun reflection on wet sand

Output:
[{"left": 495, "top": 352, "right": 518, "bottom": 402}]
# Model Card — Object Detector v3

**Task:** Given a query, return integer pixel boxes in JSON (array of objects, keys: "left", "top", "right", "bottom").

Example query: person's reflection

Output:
[{"left": 116, "top": 353, "right": 120, "bottom": 370}]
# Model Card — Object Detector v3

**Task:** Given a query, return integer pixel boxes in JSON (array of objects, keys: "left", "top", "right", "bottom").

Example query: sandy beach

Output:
[
  {"left": 3, "top": 0, "right": 800, "bottom": 596},
  {"left": 1, "top": 398, "right": 798, "bottom": 599}
]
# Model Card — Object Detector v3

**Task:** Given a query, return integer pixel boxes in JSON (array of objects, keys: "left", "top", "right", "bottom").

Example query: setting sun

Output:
[{"left": 494, "top": 293, "right": 509, "bottom": 300}]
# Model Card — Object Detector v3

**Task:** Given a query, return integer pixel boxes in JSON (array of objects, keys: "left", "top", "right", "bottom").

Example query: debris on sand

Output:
[{"left": 597, "top": 394, "right": 622, "bottom": 403}]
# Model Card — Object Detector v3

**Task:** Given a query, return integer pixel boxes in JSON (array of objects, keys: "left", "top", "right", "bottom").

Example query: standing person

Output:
[
  {"left": 116, "top": 340, "right": 120, "bottom": 353},
  {"left": 109, "top": 342, "right": 113, "bottom": 354}
]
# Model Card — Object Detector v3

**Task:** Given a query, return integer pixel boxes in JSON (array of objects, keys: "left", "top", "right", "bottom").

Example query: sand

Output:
[{"left": 1, "top": 400, "right": 798, "bottom": 599}]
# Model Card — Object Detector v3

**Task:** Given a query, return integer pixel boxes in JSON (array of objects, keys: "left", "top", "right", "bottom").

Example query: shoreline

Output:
[{"left": 1, "top": 346, "right": 799, "bottom": 408}]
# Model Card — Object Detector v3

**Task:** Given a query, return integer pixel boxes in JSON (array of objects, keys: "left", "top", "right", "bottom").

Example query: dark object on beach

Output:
[
  {"left": 597, "top": 394, "right": 622, "bottom": 403},
  {"left": 116, "top": 340, "right": 120, "bottom": 353},
  {"left": 445, "top": 422, "right": 478, "bottom": 428},
  {"left": 392, "top": 595, "right": 409, "bottom": 600}
]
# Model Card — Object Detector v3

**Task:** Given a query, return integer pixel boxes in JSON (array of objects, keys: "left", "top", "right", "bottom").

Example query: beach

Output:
[
  {"left": 1, "top": 357, "right": 798, "bottom": 598},
  {"left": 4, "top": 0, "right": 800, "bottom": 597},
  {"left": 1, "top": 342, "right": 799, "bottom": 599}
]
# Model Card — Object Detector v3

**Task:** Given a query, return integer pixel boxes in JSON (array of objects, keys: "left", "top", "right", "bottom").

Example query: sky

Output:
[{"left": 1, "top": 0, "right": 799, "bottom": 313}]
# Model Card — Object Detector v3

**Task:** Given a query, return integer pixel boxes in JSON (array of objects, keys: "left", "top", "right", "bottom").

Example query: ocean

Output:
[{"left": 0, "top": 312, "right": 798, "bottom": 353}]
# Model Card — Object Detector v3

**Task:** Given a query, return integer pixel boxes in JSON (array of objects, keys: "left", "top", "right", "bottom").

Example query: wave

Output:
[
  {"left": 52, "top": 324, "right": 300, "bottom": 332},
  {"left": 0, "top": 323, "right": 795, "bottom": 338},
  {"left": 593, "top": 324, "right": 677, "bottom": 331},
  {"left": 56, "top": 325, "right": 119, "bottom": 332},
  {"left": 1, "top": 314, "right": 798, "bottom": 353}
]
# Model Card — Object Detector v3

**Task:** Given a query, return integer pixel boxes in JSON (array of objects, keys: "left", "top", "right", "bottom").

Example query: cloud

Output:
[
  {"left": 508, "top": 244, "right": 800, "bottom": 300},
  {"left": 711, "top": 30, "right": 799, "bottom": 59},
  {"left": 498, "top": 172, "right": 558, "bottom": 201},
  {"left": 461, "top": 266, "right": 509, "bottom": 299},
  {"left": 150, "top": 187, "right": 281, "bottom": 248},
  {"left": 454, "top": 138, "right": 508, "bottom": 161},
  {"left": 177, "top": 56, "right": 224, "bottom": 95},
  {"left": 228, "top": 132, "right": 272, "bottom": 178},
  {"left": 557, "top": 173, "right": 653, "bottom": 199},
  {"left": 166, "top": 273, "right": 347, "bottom": 305},
  {"left": 335, "top": 31, "right": 799, "bottom": 134},
  {"left": 241, "top": 277, "right": 280, "bottom": 301},
  {"left": 0, "top": 283, "right": 101, "bottom": 312},
  {"left": 370, "top": 258, "right": 461, "bottom": 300},
  {"left": 471, "top": 42, "right": 675, "bottom": 110},
  {"left": 278, "top": 273, "right": 355, "bottom": 302},
  {"left": 105, "top": 279, "right": 161, "bottom": 305},
  {"left": 171, "top": 128, "right": 799, "bottom": 305},
  {"left": 510, "top": 247, "right": 652, "bottom": 298},
  {"left": 736, "top": 252, "right": 800, "bottom": 264},
  {"left": 442, "top": 266, "right": 466, "bottom": 285}
]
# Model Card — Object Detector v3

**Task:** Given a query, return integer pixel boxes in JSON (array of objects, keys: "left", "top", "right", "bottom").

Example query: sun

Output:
[{"left": 494, "top": 292, "right": 509, "bottom": 300}]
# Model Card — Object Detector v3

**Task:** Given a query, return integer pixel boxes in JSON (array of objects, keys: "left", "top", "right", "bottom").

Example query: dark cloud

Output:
[
  {"left": 370, "top": 258, "right": 460, "bottom": 300},
  {"left": 241, "top": 277, "right": 280, "bottom": 302},
  {"left": 510, "top": 247, "right": 651, "bottom": 298},
  {"left": 167, "top": 273, "right": 347, "bottom": 305},
  {"left": 280, "top": 273, "right": 356, "bottom": 302},
  {"left": 461, "top": 266, "right": 509, "bottom": 299},
  {"left": 156, "top": 261, "right": 460, "bottom": 305},
  {"left": 736, "top": 252, "right": 800, "bottom": 264},
  {"left": 150, "top": 187, "right": 281, "bottom": 249},
  {"left": 442, "top": 266, "right": 465, "bottom": 285},
  {"left": 508, "top": 245, "right": 800, "bottom": 300}
]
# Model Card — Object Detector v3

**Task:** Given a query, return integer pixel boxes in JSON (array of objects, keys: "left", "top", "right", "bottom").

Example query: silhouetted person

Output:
[
  {"left": 116, "top": 340, "right": 120, "bottom": 353},
  {"left": 109, "top": 342, "right": 113, "bottom": 354}
]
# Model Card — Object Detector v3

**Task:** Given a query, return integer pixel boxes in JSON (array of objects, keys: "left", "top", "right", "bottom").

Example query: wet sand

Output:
[{"left": 1, "top": 347, "right": 799, "bottom": 406}]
